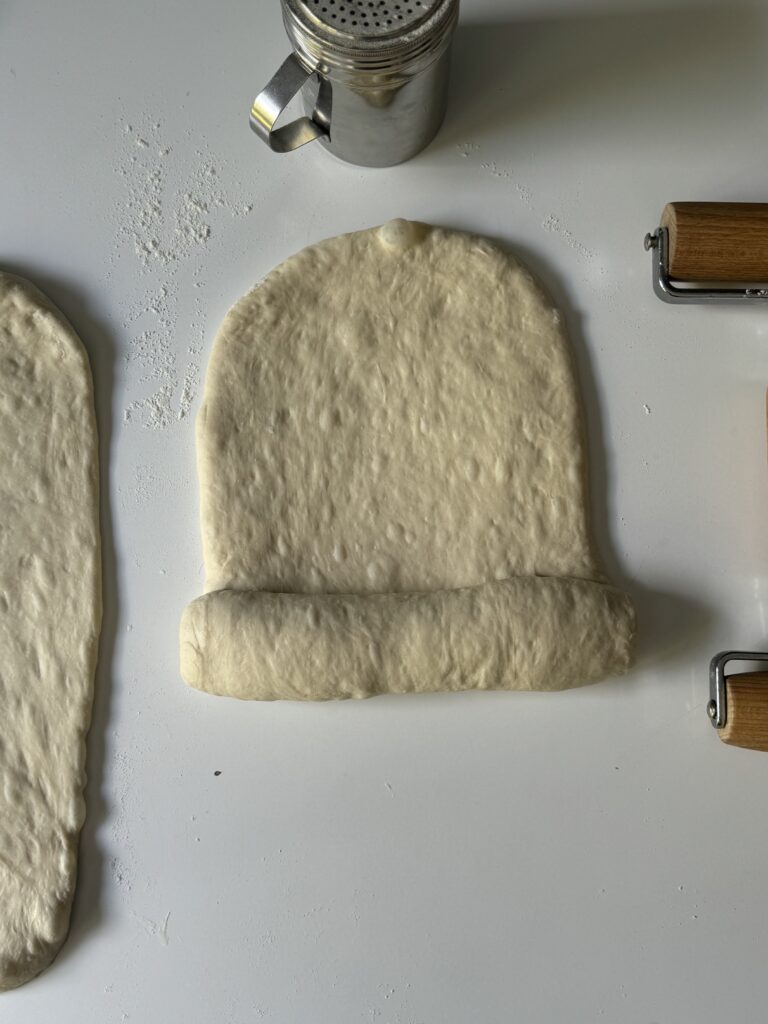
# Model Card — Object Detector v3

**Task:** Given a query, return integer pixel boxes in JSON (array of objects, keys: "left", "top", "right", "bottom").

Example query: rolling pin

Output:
[
  {"left": 645, "top": 202, "right": 768, "bottom": 302},
  {"left": 644, "top": 207, "right": 768, "bottom": 746},
  {"left": 709, "top": 653, "right": 768, "bottom": 751},
  {"left": 708, "top": 395, "right": 768, "bottom": 751}
]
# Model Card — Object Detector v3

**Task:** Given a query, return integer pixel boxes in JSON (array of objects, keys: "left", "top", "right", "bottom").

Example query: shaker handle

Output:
[{"left": 249, "top": 53, "right": 328, "bottom": 153}]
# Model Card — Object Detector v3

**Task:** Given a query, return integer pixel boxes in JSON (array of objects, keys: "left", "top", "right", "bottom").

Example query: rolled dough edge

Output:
[{"left": 180, "top": 577, "right": 635, "bottom": 701}]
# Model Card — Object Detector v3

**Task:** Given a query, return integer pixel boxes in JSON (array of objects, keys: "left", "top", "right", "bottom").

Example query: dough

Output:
[
  {"left": 180, "top": 220, "right": 634, "bottom": 699},
  {"left": 183, "top": 580, "right": 633, "bottom": 700},
  {"left": 0, "top": 274, "right": 101, "bottom": 990}
]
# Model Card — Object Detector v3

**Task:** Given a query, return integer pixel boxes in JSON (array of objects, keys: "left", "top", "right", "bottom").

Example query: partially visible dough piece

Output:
[
  {"left": 0, "top": 274, "right": 101, "bottom": 991},
  {"left": 180, "top": 220, "right": 635, "bottom": 700}
]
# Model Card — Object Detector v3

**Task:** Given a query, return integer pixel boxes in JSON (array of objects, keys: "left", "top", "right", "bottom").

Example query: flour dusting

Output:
[
  {"left": 481, "top": 159, "right": 511, "bottom": 180},
  {"left": 542, "top": 213, "right": 595, "bottom": 260},
  {"left": 461, "top": 147, "right": 603, "bottom": 262},
  {"left": 109, "top": 116, "right": 253, "bottom": 429}
]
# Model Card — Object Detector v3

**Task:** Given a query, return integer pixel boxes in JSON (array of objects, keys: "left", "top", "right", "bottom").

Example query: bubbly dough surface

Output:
[
  {"left": 199, "top": 220, "right": 597, "bottom": 595},
  {"left": 0, "top": 274, "right": 101, "bottom": 990},
  {"left": 181, "top": 221, "right": 634, "bottom": 700}
]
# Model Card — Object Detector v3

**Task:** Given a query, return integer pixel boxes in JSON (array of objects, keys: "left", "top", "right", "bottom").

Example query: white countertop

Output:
[{"left": 4, "top": 0, "right": 768, "bottom": 1020}]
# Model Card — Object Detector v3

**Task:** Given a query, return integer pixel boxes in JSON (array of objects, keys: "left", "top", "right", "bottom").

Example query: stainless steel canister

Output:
[{"left": 250, "top": 0, "right": 459, "bottom": 167}]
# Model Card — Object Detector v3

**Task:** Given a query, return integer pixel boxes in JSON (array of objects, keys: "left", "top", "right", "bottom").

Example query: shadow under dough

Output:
[{"left": 2, "top": 263, "right": 118, "bottom": 978}]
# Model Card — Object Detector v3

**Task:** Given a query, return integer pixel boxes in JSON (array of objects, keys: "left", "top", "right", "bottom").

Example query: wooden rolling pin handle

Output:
[
  {"left": 719, "top": 672, "right": 768, "bottom": 750},
  {"left": 661, "top": 202, "right": 768, "bottom": 283}
]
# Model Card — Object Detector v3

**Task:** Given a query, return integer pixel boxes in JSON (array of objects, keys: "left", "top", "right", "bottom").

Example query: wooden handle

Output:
[
  {"left": 661, "top": 202, "right": 768, "bottom": 282},
  {"left": 719, "top": 672, "right": 768, "bottom": 750}
]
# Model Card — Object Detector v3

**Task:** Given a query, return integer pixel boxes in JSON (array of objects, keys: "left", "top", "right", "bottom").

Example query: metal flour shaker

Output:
[{"left": 250, "top": 0, "right": 459, "bottom": 167}]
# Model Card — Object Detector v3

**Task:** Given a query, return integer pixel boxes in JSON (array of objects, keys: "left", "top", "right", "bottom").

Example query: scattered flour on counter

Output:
[
  {"left": 109, "top": 116, "right": 253, "bottom": 429},
  {"left": 117, "top": 465, "right": 156, "bottom": 511},
  {"left": 108, "top": 716, "right": 164, "bottom": 904},
  {"left": 467, "top": 154, "right": 532, "bottom": 207},
  {"left": 516, "top": 183, "right": 532, "bottom": 205},
  {"left": 477, "top": 159, "right": 534, "bottom": 208},
  {"left": 109, "top": 747, "right": 137, "bottom": 896},
  {"left": 481, "top": 160, "right": 511, "bottom": 180},
  {"left": 454, "top": 145, "right": 599, "bottom": 266},
  {"left": 542, "top": 213, "right": 595, "bottom": 261}
]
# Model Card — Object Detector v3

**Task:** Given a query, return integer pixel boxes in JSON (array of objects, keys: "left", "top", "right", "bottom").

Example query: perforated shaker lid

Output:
[
  {"left": 298, "top": 0, "right": 439, "bottom": 38},
  {"left": 283, "top": 0, "right": 458, "bottom": 66}
]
